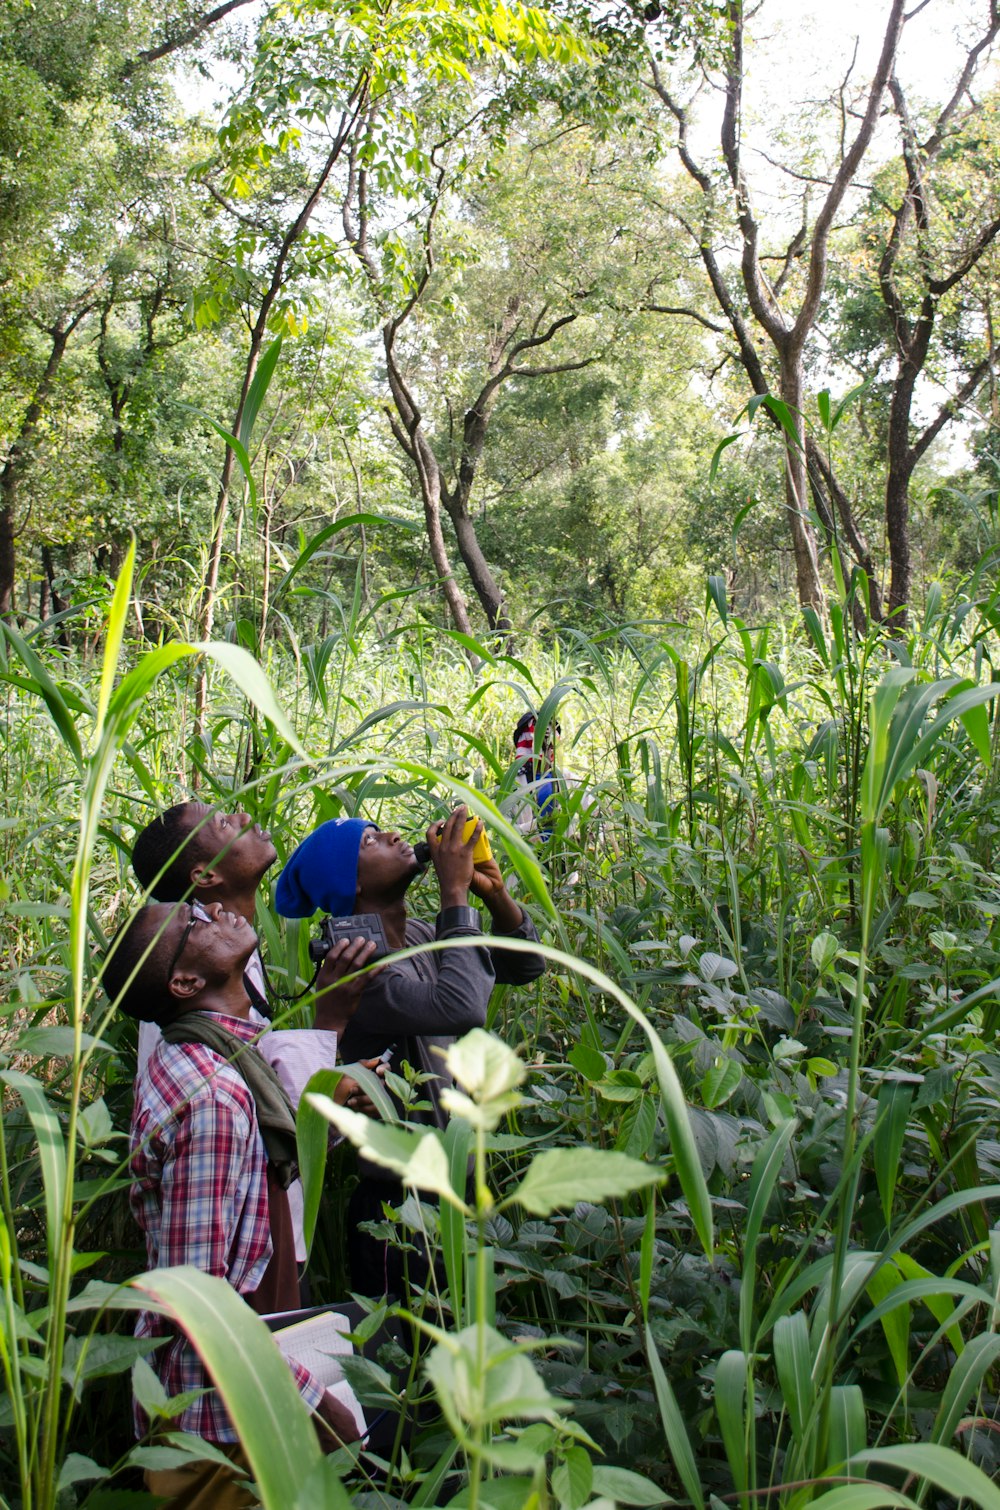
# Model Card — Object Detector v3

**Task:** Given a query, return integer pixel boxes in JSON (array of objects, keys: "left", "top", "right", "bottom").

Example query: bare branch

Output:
[
  {"left": 645, "top": 303, "right": 728, "bottom": 333},
  {"left": 910, "top": 352, "right": 995, "bottom": 465},
  {"left": 795, "top": 0, "right": 906, "bottom": 347},
  {"left": 512, "top": 355, "right": 602, "bottom": 378},
  {"left": 120, "top": 0, "right": 256, "bottom": 75}
]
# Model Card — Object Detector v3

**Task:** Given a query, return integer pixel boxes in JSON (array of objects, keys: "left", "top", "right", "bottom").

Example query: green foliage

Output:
[{"left": 3, "top": 540, "right": 1000, "bottom": 1503}]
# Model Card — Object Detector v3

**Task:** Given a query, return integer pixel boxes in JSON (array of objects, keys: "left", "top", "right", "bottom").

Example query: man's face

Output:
[
  {"left": 354, "top": 826, "right": 419, "bottom": 901},
  {"left": 182, "top": 802, "right": 277, "bottom": 891},
  {"left": 155, "top": 899, "right": 257, "bottom": 993}
]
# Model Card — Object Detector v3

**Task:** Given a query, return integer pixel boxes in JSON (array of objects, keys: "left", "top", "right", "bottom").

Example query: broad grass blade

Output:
[
  {"left": 714, "top": 1349, "right": 749, "bottom": 1501},
  {"left": 812, "top": 1490, "right": 919, "bottom": 1510},
  {"left": 740, "top": 1119, "right": 797, "bottom": 1350},
  {"left": 931, "top": 1332, "right": 1000, "bottom": 1446},
  {"left": 198, "top": 641, "right": 306, "bottom": 757},
  {"left": 773, "top": 1310, "right": 812, "bottom": 1442},
  {"left": 856, "top": 1443, "right": 1000, "bottom": 1510},
  {"left": 1, "top": 1071, "right": 66, "bottom": 1273},
  {"left": 95, "top": 538, "right": 136, "bottom": 733},
  {"left": 239, "top": 333, "right": 283, "bottom": 451},
  {"left": 873, "top": 1082, "right": 912, "bottom": 1224},
  {"left": 295, "top": 1068, "right": 339, "bottom": 1258},
  {"left": 133, "top": 1265, "right": 325, "bottom": 1507},
  {"left": 645, "top": 1322, "right": 704, "bottom": 1510},
  {"left": 0, "top": 621, "right": 84, "bottom": 766},
  {"left": 441, "top": 1116, "right": 471, "bottom": 1324},
  {"left": 827, "top": 1384, "right": 865, "bottom": 1471}
]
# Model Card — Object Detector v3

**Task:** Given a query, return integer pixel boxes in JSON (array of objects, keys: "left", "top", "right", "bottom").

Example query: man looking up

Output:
[
  {"left": 103, "top": 900, "right": 372, "bottom": 1508},
  {"left": 275, "top": 805, "right": 544, "bottom": 1292},
  {"left": 132, "top": 803, "right": 276, "bottom": 1038}
]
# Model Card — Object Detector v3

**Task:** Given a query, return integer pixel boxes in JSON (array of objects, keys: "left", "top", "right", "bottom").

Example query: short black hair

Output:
[
  {"left": 132, "top": 803, "right": 209, "bottom": 902},
  {"left": 101, "top": 907, "right": 179, "bottom": 1025},
  {"left": 513, "top": 711, "right": 560, "bottom": 746}
]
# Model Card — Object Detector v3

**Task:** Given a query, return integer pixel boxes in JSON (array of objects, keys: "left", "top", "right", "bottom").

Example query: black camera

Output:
[{"left": 308, "top": 913, "right": 389, "bottom": 964}]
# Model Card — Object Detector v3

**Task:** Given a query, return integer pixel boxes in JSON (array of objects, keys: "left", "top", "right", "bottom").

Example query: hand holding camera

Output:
[
  {"left": 425, "top": 805, "right": 484, "bottom": 907},
  {"left": 313, "top": 931, "right": 381, "bottom": 1035}
]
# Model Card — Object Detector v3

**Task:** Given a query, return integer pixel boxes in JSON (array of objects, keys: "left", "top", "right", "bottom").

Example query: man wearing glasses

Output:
[{"left": 103, "top": 898, "right": 373, "bottom": 1507}]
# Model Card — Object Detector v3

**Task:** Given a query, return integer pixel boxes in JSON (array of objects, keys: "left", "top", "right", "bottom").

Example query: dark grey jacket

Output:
[{"left": 339, "top": 909, "right": 544, "bottom": 1166}]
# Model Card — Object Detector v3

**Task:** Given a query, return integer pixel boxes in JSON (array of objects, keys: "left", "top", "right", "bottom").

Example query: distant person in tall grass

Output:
[
  {"left": 104, "top": 901, "right": 369, "bottom": 1508},
  {"left": 511, "top": 711, "right": 562, "bottom": 839},
  {"left": 275, "top": 806, "right": 545, "bottom": 1294}
]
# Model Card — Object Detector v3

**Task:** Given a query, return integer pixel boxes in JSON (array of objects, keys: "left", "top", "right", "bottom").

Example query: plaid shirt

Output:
[{"left": 129, "top": 1010, "right": 325, "bottom": 1442}]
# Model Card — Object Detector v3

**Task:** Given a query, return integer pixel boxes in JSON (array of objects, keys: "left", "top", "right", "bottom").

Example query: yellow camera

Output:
[
  {"left": 432, "top": 814, "right": 492, "bottom": 862},
  {"left": 463, "top": 816, "right": 493, "bottom": 863}
]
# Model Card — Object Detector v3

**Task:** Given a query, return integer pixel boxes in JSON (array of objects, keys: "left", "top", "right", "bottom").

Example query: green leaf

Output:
[
  {"left": 568, "top": 1043, "right": 606, "bottom": 1082},
  {"left": 590, "top": 1466, "right": 672, "bottom": 1506},
  {"left": 773, "top": 1310, "right": 812, "bottom": 1441},
  {"left": 873, "top": 1081, "right": 912, "bottom": 1224},
  {"left": 552, "top": 1445, "right": 592, "bottom": 1510},
  {"left": 0, "top": 620, "right": 83, "bottom": 766},
  {"left": 57, "top": 1453, "right": 109, "bottom": 1490},
  {"left": 198, "top": 641, "right": 306, "bottom": 758},
  {"left": 826, "top": 1384, "right": 866, "bottom": 1472},
  {"left": 239, "top": 333, "right": 283, "bottom": 451},
  {"left": 95, "top": 537, "right": 136, "bottom": 735},
  {"left": 932, "top": 1333, "right": 1000, "bottom": 1446},
  {"left": 307, "top": 1094, "right": 466, "bottom": 1208},
  {"left": 739, "top": 1119, "right": 797, "bottom": 1352},
  {"left": 509, "top": 1148, "right": 663, "bottom": 1216},
  {"left": 811, "top": 1490, "right": 919, "bottom": 1510},
  {"left": 639, "top": 1186, "right": 656, "bottom": 1324},
  {"left": 441, "top": 1116, "right": 471, "bottom": 1324},
  {"left": 131, "top": 1356, "right": 169, "bottom": 1419},
  {"left": 864, "top": 1261, "right": 911, "bottom": 1387},
  {"left": 709, "top": 431, "right": 744, "bottom": 484},
  {"left": 701, "top": 1057, "right": 742, "bottom": 1108},
  {"left": 131, "top": 1267, "right": 325, "bottom": 1507},
  {"left": 424, "top": 1324, "right": 565, "bottom": 1435},
  {"left": 63, "top": 1334, "right": 158, "bottom": 1390},
  {"left": 272, "top": 514, "right": 417, "bottom": 605},
  {"left": 714, "top": 1350, "right": 749, "bottom": 1498},
  {"left": 1, "top": 1070, "right": 65, "bottom": 1272},
  {"left": 14, "top": 1027, "right": 112, "bottom": 1058},
  {"left": 811, "top": 931, "right": 839, "bottom": 975},
  {"left": 295, "top": 1068, "right": 336, "bottom": 1258},
  {"left": 706, "top": 574, "right": 728, "bottom": 626}
]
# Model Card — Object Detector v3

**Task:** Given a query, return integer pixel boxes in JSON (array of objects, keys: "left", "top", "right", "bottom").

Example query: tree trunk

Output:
[
  {"left": 0, "top": 323, "right": 73, "bottom": 618},
  {"left": 417, "top": 461, "right": 474, "bottom": 638},
  {"left": 884, "top": 365, "right": 917, "bottom": 621},
  {"left": 445, "top": 498, "right": 512, "bottom": 637},
  {"left": 779, "top": 353, "right": 825, "bottom": 611},
  {"left": 806, "top": 440, "right": 884, "bottom": 623}
]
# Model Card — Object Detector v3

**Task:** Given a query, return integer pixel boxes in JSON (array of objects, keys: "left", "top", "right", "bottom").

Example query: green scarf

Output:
[{"left": 160, "top": 1013, "right": 299, "bottom": 1189}]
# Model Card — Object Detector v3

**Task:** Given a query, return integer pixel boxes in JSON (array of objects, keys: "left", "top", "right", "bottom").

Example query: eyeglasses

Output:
[{"left": 167, "top": 903, "right": 198, "bottom": 980}]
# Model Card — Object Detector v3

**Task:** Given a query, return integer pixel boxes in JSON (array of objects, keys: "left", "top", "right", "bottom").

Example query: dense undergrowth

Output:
[{"left": 3, "top": 548, "right": 1000, "bottom": 1508}]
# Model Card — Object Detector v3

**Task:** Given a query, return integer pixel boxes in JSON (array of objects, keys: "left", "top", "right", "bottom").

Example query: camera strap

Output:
[{"left": 259, "top": 955, "right": 322, "bottom": 1005}]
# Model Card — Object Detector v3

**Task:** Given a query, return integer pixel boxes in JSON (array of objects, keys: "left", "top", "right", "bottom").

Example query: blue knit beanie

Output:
[{"left": 274, "top": 817, "right": 376, "bottom": 918}]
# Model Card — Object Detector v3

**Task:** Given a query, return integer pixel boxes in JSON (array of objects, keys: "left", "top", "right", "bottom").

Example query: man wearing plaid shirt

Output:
[{"left": 106, "top": 898, "right": 375, "bottom": 1508}]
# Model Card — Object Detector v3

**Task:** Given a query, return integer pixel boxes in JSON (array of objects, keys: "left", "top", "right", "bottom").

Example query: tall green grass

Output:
[{"left": 2, "top": 540, "right": 1000, "bottom": 1505}]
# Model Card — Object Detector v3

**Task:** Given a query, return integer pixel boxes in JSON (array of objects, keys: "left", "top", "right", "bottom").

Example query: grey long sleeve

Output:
[{"left": 340, "top": 909, "right": 543, "bottom": 1062}]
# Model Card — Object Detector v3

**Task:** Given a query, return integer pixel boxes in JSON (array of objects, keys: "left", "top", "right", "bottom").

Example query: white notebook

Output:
[{"left": 272, "top": 1310, "right": 366, "bottom": 1438}]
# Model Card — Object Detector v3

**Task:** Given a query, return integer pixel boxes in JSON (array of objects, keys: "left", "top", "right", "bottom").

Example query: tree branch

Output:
[
  {"left": 910, "top": 352, "right": 994, "bottom": 466},
  {"left": 120, "top": 0, "right": 256, "bottom": 75}
]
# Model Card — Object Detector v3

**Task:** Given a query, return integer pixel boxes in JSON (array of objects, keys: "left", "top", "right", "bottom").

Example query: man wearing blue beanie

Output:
[{"left": 276, "top": 806, "right": 544, "bottom": 1294}]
